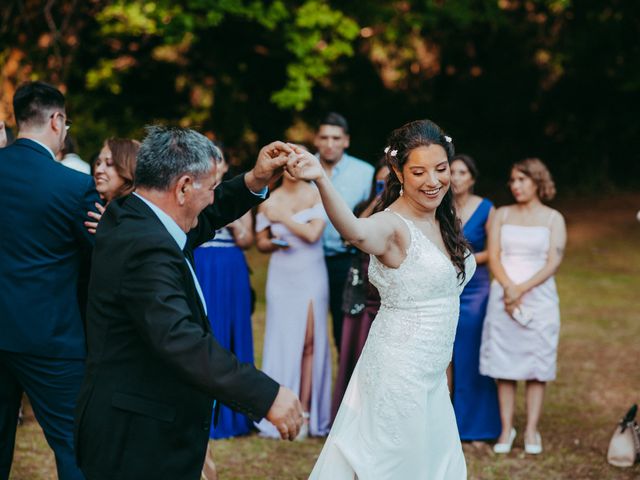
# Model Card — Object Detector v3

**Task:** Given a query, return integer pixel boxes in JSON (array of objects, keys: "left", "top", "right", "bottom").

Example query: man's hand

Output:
[
  {"left": 265, "top": 386, "right": 304, "bottom": 441},
  {"left": 244, "top": 141, "right": 294, "bottom": 193}
]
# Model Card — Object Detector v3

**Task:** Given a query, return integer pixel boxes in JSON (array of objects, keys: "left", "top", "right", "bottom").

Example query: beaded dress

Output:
[{"left": 310, "top": 212, "right": 475, "bottom": 479}]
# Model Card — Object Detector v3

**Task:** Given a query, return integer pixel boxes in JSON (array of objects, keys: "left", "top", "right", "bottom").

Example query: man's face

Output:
[
  {"left": 185, "top": 161, "right": 218, "bottom": 230},
  {"left": 314, "top": 125, "right": 349, "bottom": 165}
]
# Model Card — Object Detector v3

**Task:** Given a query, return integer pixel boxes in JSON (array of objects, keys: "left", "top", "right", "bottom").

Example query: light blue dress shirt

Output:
[
  {"left": 133, "top": 192, "right": 207, "bottom": 315},
  {"left": 321, "top": 153, "right": 375, "bottom": 256}
]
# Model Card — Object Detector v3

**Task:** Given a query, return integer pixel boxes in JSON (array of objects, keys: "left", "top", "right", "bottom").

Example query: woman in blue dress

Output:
[
  {"left": 449, "top": 154, "right": 501, "bottom": 443},
  {"left": 193, "top": 156, "right": 256, "bottom": 441}
]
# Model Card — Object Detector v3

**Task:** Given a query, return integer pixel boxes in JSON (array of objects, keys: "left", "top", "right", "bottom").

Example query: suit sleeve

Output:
[
  {"left": 187, "top": 173, "right": 265, "bottom": 249},
  {"left": 120, "top": 243, "right": 279, "bottom": 420},
  {"left": 73, "top": 176, "right": 102, "bottom": 323}
]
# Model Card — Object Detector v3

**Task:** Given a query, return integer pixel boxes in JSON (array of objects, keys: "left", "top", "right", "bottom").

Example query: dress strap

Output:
[
  {"left": 385, "top": 209, "right": 414, "bottom": 231},
  {"left": 501, "top": 207, "right": 510, "bottom": 223}
]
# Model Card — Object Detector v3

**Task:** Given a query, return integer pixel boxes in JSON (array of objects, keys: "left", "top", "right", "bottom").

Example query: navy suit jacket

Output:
[{"left": 0, "top": 138, "right": 100, "bottom": 359}]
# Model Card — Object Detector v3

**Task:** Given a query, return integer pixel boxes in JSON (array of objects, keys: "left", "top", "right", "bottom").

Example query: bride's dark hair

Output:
[{"left": 374, "top": 119, "right": 470, "bottom": 283}]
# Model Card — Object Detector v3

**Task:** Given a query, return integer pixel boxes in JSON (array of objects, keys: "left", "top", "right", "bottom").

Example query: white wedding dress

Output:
[{"left": 310, "top": 212, "right": 475, "bottom": 479}]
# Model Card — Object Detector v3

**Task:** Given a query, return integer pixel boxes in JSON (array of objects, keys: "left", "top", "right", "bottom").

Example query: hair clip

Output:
[
  {"left": 384, "top": 146, "right": 390, "bottom": 154},
  {"left": 444, "top": 135, "right": 452, "bottom": 143},
  {"left": 390, "top": 149, "right": 397, "bottom": 157}
]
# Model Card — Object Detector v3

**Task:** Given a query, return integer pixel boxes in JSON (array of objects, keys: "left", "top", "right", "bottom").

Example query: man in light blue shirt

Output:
[{"left": 315, "top": 113, "right": 374, "bottom": 354}]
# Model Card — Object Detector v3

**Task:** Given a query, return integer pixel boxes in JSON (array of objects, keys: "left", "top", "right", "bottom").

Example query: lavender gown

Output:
[{"left": 255, "top": 203, "right": 332, "bottom": 437}]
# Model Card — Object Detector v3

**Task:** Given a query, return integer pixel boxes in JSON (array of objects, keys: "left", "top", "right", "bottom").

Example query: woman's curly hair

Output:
[
  {"left": 374, "top": 119, "right": 470, "bottom": 284},
  {"left": 511, "top": 158, "right": 556, "bottom": 202}
]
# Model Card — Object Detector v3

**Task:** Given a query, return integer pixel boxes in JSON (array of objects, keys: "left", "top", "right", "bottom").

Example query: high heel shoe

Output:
[
  {"left": 524, "top": 432, "right": 543, "bottom": 455},
  {"left": 493, "top": 428, "right": 516, "bottom": 454}
]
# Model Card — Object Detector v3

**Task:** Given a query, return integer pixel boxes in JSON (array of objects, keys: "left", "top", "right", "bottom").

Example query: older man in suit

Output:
[
  {"left": 0, "top": 82, "right": 99, "bottom": 479},
  {"left": 75, "top": 126, "right": 302, "bottom": 480}
]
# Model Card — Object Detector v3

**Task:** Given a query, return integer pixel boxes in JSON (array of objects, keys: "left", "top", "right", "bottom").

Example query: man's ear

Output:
[
  {"left": 175, "top": 175, "right": 191, "bottom": 206},
  {"left": 50, "top": 113, "right": 63, "bottom": 135},
  {"left": 344, "top": 134, "right": 350, "bottom": 149}
]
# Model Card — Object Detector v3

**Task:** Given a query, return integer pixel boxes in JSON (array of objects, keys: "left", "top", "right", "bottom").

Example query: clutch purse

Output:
[
  {"left": 607, "top": 404, "right": 640, "bottom": 467},
  {"left": 511, "top": 306, "right": 533, "bottom": 327}
]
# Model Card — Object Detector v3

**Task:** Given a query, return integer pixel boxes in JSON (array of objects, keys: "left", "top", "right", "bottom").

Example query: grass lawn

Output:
[{"left": 9, "top": 193, "right": 640, "bottom": 479}]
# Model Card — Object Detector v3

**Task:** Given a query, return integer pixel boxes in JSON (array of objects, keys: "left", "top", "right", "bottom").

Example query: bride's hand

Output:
[{"left": 285, "top": 146, "right": 324, "bottom": 182}]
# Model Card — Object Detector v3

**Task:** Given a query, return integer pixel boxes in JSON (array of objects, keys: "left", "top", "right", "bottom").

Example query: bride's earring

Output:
[{"left": 399, "top": 184, "right": 404, "bottom": 196}]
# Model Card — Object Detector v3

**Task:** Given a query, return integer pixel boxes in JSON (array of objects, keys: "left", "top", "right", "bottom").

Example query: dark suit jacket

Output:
[
  {"left": 75, "top": 175, "right": 280, "bottom": 480},
  {"left": 0, "top": 138, "right": 99, "bottom": 358}
]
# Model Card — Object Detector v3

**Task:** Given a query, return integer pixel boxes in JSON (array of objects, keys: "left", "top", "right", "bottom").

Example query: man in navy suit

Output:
[{"left": 0, "top": 82, "right": 99, "bottom": 480}]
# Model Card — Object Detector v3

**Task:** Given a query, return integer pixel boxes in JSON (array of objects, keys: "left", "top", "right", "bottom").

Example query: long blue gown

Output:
[
  {"left": 452, "top": 198, "right": 501, "bottom": 441},
  {"left": 194, "top": 227, "right": 254, "bottom": 439}
]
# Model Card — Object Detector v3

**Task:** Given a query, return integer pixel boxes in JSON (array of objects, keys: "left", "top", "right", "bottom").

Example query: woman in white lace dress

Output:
[{"left": 287, "top": 119, "right": 475, "bottom": 480}]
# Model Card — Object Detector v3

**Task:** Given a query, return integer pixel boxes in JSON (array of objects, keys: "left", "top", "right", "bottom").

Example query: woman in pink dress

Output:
[{"left": 480, "top": 158, "right": 567, "bottom": 455}]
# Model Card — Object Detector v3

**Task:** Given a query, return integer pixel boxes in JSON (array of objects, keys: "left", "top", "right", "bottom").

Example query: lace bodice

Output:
[{"left": 369, "top": 212, "right": 475, "bottom": 311}]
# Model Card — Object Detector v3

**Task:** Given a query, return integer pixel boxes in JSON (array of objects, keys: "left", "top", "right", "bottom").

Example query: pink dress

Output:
[{"left": 479, "top": 212, "right": 560, "bottom": 381}]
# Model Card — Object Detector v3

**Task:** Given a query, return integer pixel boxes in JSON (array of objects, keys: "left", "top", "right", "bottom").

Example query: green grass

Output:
[{"left": 10, "top": 194, "right": 640, "bottom": 479}]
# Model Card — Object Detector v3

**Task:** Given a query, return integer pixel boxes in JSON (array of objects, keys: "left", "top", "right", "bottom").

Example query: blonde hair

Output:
[{"left": 512, "top": 157, "right": 556, "bottom": 202}]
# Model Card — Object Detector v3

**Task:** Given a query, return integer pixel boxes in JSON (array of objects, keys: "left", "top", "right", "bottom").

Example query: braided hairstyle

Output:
[{"left": 374, "top": 119, "right": 470, "bottom": 284}]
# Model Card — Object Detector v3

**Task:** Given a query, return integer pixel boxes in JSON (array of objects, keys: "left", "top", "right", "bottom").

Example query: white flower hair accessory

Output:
[
  {"left": 384, "top": 146, "right": 398, "bottom": 157},
  {"left": 384, "top": 146, "right": 390, "bottom": 154},
  {"left": 444, "top": 135, "right": 452, "bottom": 143}
]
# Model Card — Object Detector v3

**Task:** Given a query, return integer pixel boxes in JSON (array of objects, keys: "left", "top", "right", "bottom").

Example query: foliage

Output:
[{"left": 0, "top": 0, "right": 638, "bottom": 185}]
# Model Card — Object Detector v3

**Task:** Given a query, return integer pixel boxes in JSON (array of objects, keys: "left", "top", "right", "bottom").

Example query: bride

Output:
[{"left": 287, "top": 119, "right": 475, "bottom": 479}]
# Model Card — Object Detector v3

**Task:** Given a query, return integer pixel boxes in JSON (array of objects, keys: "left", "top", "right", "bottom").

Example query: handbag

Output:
[
  {"left": 341, "top": 254, "right": 367, "bottom": 316},
  {"left": 607, "top": 404, "right": 640, "bottom": 467},
  {"left": 512, "top": 306, "right": 533, "bottom": 327}
]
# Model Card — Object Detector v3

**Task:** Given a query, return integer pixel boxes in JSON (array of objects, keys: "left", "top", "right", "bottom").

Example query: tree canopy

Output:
[{"left": 1, "top": 0, "right": 638, "bottom": 189}]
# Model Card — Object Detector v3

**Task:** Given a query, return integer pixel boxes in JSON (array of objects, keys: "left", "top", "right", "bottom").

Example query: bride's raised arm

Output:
[{"left": 286, "top": 148, "right": 397, "bottom": 258}]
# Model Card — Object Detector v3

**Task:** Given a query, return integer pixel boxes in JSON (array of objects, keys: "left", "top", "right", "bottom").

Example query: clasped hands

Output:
[
  {"left": 503, "top": 282, "right": 525, "bottom": 318},
  {"left": 246, "top": 141, "right": 324, "bottom": 191}
]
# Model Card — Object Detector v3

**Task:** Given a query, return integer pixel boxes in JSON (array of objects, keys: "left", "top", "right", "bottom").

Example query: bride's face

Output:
[{"left": 396, "top": 144, "right": 450, "bottom": 211}]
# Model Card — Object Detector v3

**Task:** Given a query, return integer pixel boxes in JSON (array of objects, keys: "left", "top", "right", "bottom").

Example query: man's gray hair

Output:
[{"left": 135, "top": 125, "right": 222, "bottom": 191}]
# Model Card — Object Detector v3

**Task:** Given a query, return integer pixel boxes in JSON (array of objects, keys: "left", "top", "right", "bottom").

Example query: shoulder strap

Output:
[
  {"left": 501, "top": 207, "right": 509, "bottom": 223},
  {"left": 387, "top": 209, "right": 412, "bottom": 228}
]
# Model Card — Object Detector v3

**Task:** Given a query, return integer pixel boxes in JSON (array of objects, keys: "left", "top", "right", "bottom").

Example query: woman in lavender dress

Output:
[
  {"left": 449, "top": 154, "right": 501, "bottom": 443},
  {"left": 255, "top": 172, "right": 331, "bottom": 439}
]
